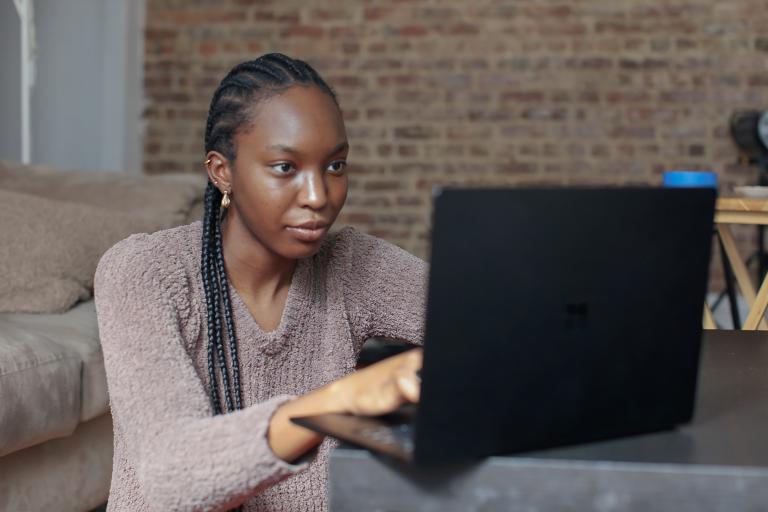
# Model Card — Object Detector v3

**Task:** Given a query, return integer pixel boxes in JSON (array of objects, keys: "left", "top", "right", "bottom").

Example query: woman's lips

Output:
[{"left": 285, "top": 224, "right": 328, "bottom": 243}]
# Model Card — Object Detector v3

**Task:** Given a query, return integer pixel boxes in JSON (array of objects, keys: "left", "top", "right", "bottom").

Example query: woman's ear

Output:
[{"left": 204, "top": 151, "right": 232, "bottom": 192}]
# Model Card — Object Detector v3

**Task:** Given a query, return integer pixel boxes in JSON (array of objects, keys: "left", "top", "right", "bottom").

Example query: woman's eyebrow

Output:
[
  {"left": 266, "top": 144, "right": 300, "bottom": 155},
  {"left": 328, "top": 141, "right": 350, "bottom": 157},
  {"left": 266, "top": 141, "right": 349, "bottom": 158}
]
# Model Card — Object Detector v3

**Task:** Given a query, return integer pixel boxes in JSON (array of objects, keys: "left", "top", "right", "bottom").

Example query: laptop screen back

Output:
[{"left": 414, "top": 187, "right": 715, "bottom": 464}]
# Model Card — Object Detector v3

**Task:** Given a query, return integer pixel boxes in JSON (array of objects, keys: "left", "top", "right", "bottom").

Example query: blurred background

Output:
[
  {"left": 4, "top": 0, "right": 768, "bottom": 283},
  {"left": 3, "top": 3, "right": 768, "bottom": 509}
]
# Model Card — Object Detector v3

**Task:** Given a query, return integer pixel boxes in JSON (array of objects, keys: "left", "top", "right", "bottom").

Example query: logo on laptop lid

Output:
[{"left": 565, "top": 302, "right": 589, "bottom": 329}]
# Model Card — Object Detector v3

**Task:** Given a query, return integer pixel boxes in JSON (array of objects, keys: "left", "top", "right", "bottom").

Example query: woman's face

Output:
[{"left": 213, "top": 85, "right": 349, "bottom": 260}]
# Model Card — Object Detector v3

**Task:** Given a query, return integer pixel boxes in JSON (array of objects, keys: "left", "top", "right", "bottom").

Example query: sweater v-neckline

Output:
[{"left": 227, "top": 257, "right": 308, "bottom": 344}]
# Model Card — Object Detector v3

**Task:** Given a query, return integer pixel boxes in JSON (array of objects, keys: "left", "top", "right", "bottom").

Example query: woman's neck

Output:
[{"left": 219, "top": 213, "right": 296, "bottom": 301}]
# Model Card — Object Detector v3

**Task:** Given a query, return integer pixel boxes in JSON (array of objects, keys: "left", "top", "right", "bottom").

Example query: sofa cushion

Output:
[
  {"left": 0, "top": 300, "right": 107, "bottom": 456},
  {"left": 0, "top": 189, "right": 169, "bottom": 313},
  {"left": 0, "top": 160, "right": 207, "bottom": 228},
  {"left": 4, "top": 301, "right": 106, "bottom": 420},
  {"left": 0, "top": 413, "right": 113, "bottom": 512},
  {"left": 0, "top": 325, "right": 81, "bottom": 457}
]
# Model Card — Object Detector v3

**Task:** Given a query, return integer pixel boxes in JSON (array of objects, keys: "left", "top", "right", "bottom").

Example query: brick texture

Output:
[{"left": 143, "top": 0, "right": 768, "bottom": 293}]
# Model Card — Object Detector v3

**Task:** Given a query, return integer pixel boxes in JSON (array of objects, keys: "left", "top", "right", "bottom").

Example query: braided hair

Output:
[{"left": 201, "top": 54, "right": 338, "bottom": 419}]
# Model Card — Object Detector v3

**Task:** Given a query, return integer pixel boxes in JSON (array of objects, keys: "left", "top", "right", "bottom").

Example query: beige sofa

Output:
[
  {"left": 0, "top": 161, "right": 205, "bottom": 511},
  {"left": 0, "top": 301, "right": 113, "bottom": 511}
]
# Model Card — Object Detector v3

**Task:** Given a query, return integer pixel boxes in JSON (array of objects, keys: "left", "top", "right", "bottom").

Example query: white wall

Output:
[
  {"left": 0, "top": 0, "right": 144, "bottom": 172},
  {"left": 0, "top": 1, "right": 22, "bottom": 162}
]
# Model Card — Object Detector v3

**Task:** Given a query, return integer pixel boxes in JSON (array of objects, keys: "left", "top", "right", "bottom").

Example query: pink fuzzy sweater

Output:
[{"left": 94, "top": 221, "right": 427, "bottom": 511}]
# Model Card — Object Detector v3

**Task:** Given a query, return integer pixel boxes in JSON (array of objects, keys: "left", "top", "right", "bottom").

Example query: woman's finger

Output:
[
  {"left": 395, "top": 366, "right": 421, "bottom": 403},
  {"left": 404, "top": 347, "right": 423, "bottom": 369}
]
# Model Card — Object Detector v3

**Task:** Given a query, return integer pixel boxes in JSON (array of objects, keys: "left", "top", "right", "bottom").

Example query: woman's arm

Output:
[
  {"left": 337, "top": 227, "right": 429, "bottom": 346},
  {"left": 268, "top": 348, "right": 422, "bottom": 462},
  {"left": 263, "top": 228, "right": 429, "bottom": 462}
]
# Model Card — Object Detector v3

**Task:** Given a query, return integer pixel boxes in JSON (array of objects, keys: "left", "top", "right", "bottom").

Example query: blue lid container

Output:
[{"left": 662, "top": 170, "right": 718, "bottom": 189}]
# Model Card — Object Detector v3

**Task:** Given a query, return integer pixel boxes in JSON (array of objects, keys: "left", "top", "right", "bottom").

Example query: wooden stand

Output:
[{"left": 714, "top": 197, "right": 768, "bottom": 330}]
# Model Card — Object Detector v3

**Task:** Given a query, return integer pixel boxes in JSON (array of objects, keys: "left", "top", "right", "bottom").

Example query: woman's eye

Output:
[
  {"left": 271, "top": 163, "right": 294, "bottom": 174},
  {"left": 327, "top": 161, "right": 347, "bottom": 174}
]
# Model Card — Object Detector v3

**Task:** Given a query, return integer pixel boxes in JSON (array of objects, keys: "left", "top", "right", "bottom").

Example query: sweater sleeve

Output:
[
  {"left": 94, "top": 235, "right": 305, "bottom": 512},
  {"left": 335, "top": 227, "right": 428, "bottom": 346}
]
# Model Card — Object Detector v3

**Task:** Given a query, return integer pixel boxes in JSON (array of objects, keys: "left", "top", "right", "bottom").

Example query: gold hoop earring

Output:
[{"left": 221, "top": 191, "right": 231, "bottom": 209}]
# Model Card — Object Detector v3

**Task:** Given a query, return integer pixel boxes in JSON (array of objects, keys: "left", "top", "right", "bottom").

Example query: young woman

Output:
[{"left": 94, "top": 53, "right": 426, "bottom": 511}]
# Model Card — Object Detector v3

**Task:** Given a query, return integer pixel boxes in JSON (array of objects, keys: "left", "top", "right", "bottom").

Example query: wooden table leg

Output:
[
  {"left": 743, "top": 273, "right": 768, "bottom": 330},
  {"left": 703, "top": 304, "right": 717, "bottom": 329},
  {"left": 717, "top": 225, "right": 768, "bottom": 330}
]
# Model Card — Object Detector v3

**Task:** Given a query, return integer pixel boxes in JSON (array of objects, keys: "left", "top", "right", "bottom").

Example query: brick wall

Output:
[{"left": 144, "top": 0, "right": 768, "bottom": 291}]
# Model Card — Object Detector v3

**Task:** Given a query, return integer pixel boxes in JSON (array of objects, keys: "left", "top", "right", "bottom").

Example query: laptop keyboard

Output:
[{"left": 355, "top": 423, "right": 415, "bottom": 452}]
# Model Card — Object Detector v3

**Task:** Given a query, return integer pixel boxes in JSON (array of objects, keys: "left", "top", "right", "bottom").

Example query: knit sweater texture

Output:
[{"left": 94, "top": 221, "right": 427, "bottom": 511}]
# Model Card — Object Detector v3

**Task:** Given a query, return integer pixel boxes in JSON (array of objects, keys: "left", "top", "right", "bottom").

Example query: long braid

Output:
[
  {"left": 214, "top": 211, "right": 242, "bottom": 410},
  {"left": 201, "top": 183, "right": 223, "bottom": 415},
  {"left": 209, "top": 213, "right": 235, "bottom": 413},
  {"left": 200, "top": 53, "right": 338, "bottom": 417}
]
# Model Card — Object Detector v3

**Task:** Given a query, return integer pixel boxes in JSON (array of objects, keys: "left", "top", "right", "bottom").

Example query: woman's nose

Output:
[{"left": 298, "top": 169, "right": 328, "bottom": 210}]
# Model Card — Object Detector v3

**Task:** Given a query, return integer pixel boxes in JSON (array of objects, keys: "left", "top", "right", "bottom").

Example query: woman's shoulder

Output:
[
  {"left": 318, "top": 225, "right": 385, "bottom": 262},
  {"left": 95, "top": 221, "right": 202, "bottom": 293},
  {"left": 94, "top": 221, "right": 203, "bottom": 346},
  {"left": 317, "top": 225, "right": 426, "bottom": 275}
]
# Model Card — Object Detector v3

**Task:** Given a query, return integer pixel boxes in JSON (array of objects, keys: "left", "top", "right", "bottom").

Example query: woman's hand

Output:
[
  {"left": 267, "top": 348, "right": 423, "bottom": 462},
  {"left": 326, "top": 347, "right": 422, "bottom": 415}
]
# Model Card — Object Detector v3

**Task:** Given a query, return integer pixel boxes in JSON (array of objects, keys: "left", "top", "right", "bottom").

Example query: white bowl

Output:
[{"left": 734, "top": 186, "right": 768, "bottom": 198}]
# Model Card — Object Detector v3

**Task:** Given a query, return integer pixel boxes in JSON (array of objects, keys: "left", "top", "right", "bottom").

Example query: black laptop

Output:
[{"left": 292, "top": 187, "right": 716, "bottom": 465}]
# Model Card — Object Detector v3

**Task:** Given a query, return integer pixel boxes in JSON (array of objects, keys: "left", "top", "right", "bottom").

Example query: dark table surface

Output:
[
  {"left": 522, "top": 329, "right": 768, "bottom": 467},
  {"left": 328, "top": 330, "right": 768, "bottom": 511}
]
